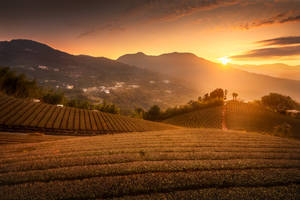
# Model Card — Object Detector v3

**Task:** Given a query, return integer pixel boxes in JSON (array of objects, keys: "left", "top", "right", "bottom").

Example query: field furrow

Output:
[
  {"left": 37, "top": 105, "right": 56, "bottom": 128},
  {"left": 0, "top": 128, "right": 299, "bottom": 199},
  {"left": 1, "top": 159, "right": 300, "bottom": 186},
  {"left": 0, "top": 168, "right": 299, "bottom": 200},
  {"left": 60, "top": 107, "right": 71, "bottom": 129},
  {"left": 110, "top": 184, "right": 300, "bottom": 200},
  {"left": 29, "top": 104, "right": 51, "bottom": 127}
]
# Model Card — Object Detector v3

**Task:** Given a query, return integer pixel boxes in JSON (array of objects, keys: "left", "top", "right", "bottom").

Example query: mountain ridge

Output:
[
  {"left": 118, "top": 52, "right": 300, "bottom": 101},
  {"left": 0, "top": 39, "right": 197, "bottom": 110}
]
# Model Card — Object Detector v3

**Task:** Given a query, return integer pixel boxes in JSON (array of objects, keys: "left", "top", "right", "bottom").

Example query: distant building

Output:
[
  {"left": 32, "top": 99, "right": 40, "bottom": 103},
  {"left": 286, "top": 110, "right": 300, "bottom": 117}
]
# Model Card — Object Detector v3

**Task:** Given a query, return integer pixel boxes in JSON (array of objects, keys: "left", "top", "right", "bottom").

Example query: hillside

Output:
[
  {"left": 0, "top": 132, "right": 74, "bottom": 145},
  {"left": 1, "top": 129, "right": 299, "bottom": 199},
  {"left": 0, "top": 94, "right": 176, "bottom": 135},
  {"left": 0, "top": 40, "right": 197, "bottom": 110},
  {"left": 225, "top": 102, "right": 300, "bottom": 138},
  {"left": 118, "top": 52, "right": 300, "bottom": 101},
  {"left": 163, "top": 106, "right": 223, "bottom": 129},
  {"left": 163, "top": 102, "right": 300, "bottom": 139}
]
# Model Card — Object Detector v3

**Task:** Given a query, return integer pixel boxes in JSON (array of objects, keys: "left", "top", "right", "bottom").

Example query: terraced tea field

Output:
[
  {"left": 225, "top": 102, "right": 300, "bottom": 139},
  {"left": 163, "top": 106, "right": 223, "bottom": 129},
  {"left": 0, "top": 132, "right": 74, "bottom": 145},
  {"left": 163, "top": 102, "right": 300, "bottom": 139},
  {"left": 0, "top": 128, "right": 299, "bottom": 199},
  {"left": 0, "top": 94, "right": 176, "bottom": 135}
]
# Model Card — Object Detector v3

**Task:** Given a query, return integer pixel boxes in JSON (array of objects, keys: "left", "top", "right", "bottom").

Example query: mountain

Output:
[
  {"left": 232, "top": 63, "right": 300, "bottom": 81},
  {"left": 0, "top": 39, "right": 197, "bottom": 110},
  {"left": 118, "top": 52, "right": 300, "bottom": 101}
]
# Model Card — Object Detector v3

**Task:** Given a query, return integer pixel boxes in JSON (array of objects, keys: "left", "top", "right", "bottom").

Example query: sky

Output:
[{"left": 0, "top": 0, "right": 300, "bottom": 65}]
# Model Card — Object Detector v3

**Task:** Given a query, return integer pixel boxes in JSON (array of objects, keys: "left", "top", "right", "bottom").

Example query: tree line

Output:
[
  {"left": 134, "top": 88, "right": 300, "bottom": 121},
  {"left": 134, "top": 88, "right": 229, "bottom": 121}
]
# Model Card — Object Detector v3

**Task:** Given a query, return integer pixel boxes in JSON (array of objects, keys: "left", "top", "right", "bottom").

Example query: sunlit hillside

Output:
[{"left": 163, "top": 101, "right": 300, "bottom": 139}]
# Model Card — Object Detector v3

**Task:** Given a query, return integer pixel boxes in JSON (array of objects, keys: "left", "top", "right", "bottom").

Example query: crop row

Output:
[
  {"left": 225, "top": 102, "right": 300, "bottom": 138},
  {"left": 1, "top": 168, "right": 299, "bottom": 199},
  {"left": 164, "top": 106, "right": 223, "bottom": 128},
  {"left": 2, "top": 150, "right": 300, "bottom": 174},
  {"left": 0, "top": 95, "right": 176, "bottom": 135},
  {"left": 113, "top": 184, "right": 300, "bottom": 200},
  {"left": 1, "top": 159, "right": 300, "bottom": 186},
  {"left": 0, "top": 129, "right": 299, "bottom": 199}
]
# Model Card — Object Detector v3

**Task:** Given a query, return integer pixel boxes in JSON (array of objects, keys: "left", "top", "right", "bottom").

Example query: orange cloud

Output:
[
  {"left": 240, "top": 12, "right": 300, "bottom": 30},
  {"left": 257, "top": 36, "right": 300, "bottom": 46}
]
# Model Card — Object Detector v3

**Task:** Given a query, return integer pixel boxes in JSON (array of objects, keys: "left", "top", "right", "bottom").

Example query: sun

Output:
[{"left": 218, "top": 57, "right": 231, "bottom": 65}]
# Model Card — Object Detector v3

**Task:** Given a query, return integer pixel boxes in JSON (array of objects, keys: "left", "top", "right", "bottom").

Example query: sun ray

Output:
[{"left": 218, "top": 57, "right": 231, "bottom": 65}]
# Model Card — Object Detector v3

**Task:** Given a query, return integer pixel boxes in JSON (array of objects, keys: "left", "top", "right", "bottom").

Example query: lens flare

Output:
[{"left": 218, "top": 57, "right": 231, "bottom": 65}]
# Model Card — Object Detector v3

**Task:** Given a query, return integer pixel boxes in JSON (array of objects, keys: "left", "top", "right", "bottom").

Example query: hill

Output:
[
  {"left": 0, "top": 132, "right": 74, "bottom": 145},
  {"left": 232, "top": 63, "right": 300, "bottom": 81},
  {"left": 163, "top": 102, "right": 300, "bottom": 139},
  {"left": 225, "top": 101, "right": 300, "bottom": 138},
  {"left": 0, "top": 128, "right": 299, "bottom": 199},
  {"left": 163, "top": 106, "right": 223, "bottom": 129},
  {"left": 118, "top": 52, "right": 300, "bottom": 101},
  {"left": 0, "top": 39, "right": 197, "bottom": 110},
  {"left": 0, "top": 94, "right": 176, "bottom": 135}
]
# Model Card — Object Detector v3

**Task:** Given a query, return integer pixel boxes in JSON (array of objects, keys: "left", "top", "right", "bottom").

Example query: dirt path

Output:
[{"left": 222, "top": 104, "right": 228, "bottom": 130}]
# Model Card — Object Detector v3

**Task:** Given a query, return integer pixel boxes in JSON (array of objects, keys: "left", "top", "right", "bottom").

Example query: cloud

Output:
[
  {"left": 76, "top": 0, "right": 241, "bottom": 38},
  {"left": 231, "top": 45, "right": 300, "bottom": 60},
  {"left": 240, "top": 12, "right": 300, "bottom": 30},
  {"left": 129, "top": 0, "right": 240, "bottom": 22},
  {"left": 257, "top": 36, "right": 300, "bottom": 46},
  {"left": 77, "top": 23, "right": 125, "bottom": 38},
  {"left": 1, "top": 0, "right": 298, "bottom": 39}
]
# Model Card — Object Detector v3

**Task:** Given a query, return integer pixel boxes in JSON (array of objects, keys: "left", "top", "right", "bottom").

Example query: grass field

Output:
[
  {"left": 0, "top": 128, "right": 299, "bottom": 199},
  {"left": 0, "top": 94, "right": 176, "bottom": 135}
]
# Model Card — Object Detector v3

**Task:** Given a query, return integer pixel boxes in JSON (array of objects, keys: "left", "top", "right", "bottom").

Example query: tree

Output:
[
  {"left": 42, "top": 91, "right": 65, "bottom": 105},
  {"left": 232, "top": 92, "right": 238, "bottom": 101},
  {"left": 0, "top": 67, "right": 40, "bottom": 98},
  {"left": 133, "top": 107, "right": 145, "bottom": 119},
  {"left": 261, "top": 93, "right": 297, "bottom": 112},
  {"left": 96, "top": 100, "right": 120, "bottom": 114},
  {"left": 210, "top": 88, "right": 224, "bottom": 100},
  {"left": 203, "top": 93, "right": 209, "bottom": 102},
  {"left": 197, "top": 96, "right": 202, "bottom": 102},
  {"left": 145, "top": 105, "right": 161, "bottom": 121},
  {"left": 224, "top": 89, "right": 228, "bottom": 100}
]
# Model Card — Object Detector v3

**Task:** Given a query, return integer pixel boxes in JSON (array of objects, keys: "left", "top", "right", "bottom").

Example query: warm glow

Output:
[{"left": 218, "top": 57, "right": 231, "bottom": 65}]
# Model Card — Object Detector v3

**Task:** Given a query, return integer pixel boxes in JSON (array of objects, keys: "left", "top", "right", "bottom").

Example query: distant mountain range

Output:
[
  {"left": 232, "top": 63, "right": 300, "bottom": 81},
  {"left": 118, "top": 52, "right": 300, "bottom": 101},
  {"left": 1, "top": 39, "right": 299, "bottom": 111},
  {"left": 0, "top": 39, "right": 197, "bottom": 110}
]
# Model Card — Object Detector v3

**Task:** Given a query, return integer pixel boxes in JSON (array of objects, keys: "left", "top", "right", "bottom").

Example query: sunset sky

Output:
[{"left": 1, "top": 0, "right": 300, "bottom": 65}]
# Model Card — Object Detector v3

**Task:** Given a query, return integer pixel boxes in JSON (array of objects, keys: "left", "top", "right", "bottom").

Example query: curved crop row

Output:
[
  {"left": 0, "top": 94, "right": 176, "bottom": 135},
  {"left": 225, "top": 102, "right": 300, "bottom": 138},
  {"left": 0, "top": 129, "right": 299, "bottom": 199},
  {"left": 163, "top": 106, "right": 223, "bottom": 129}
]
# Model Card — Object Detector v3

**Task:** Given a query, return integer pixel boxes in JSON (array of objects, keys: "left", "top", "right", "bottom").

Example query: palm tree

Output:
[{"left": 232, "top": 92, "right": 238, "bottom": 101}]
